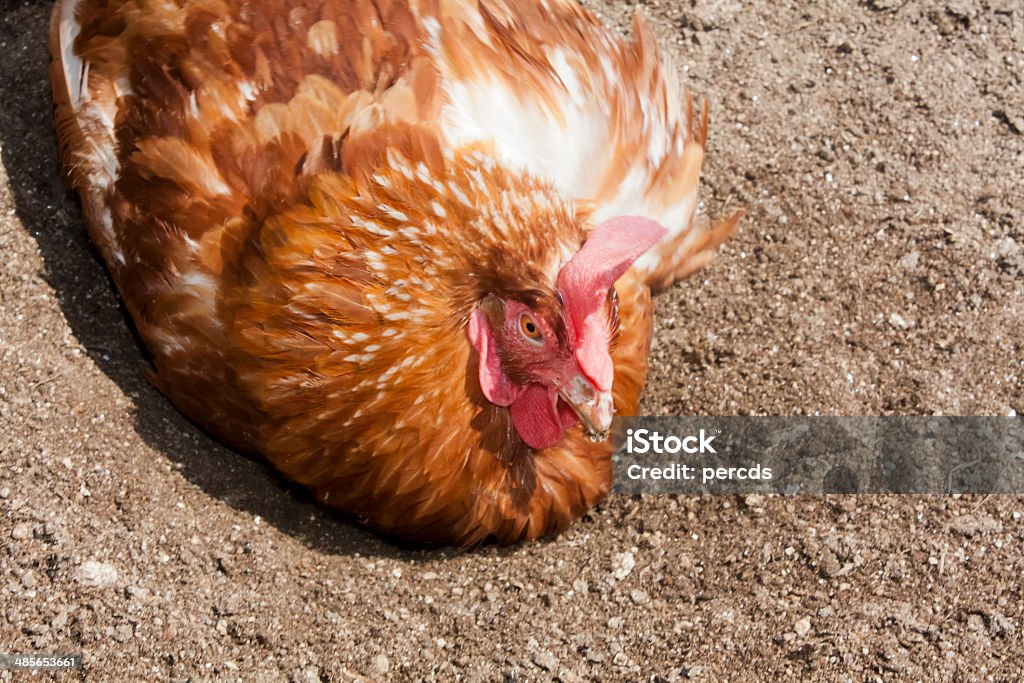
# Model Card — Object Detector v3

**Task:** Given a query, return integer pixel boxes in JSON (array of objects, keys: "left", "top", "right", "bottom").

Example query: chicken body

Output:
[{"left": 50, "top": 0, "right": 738, "bottom": 544}]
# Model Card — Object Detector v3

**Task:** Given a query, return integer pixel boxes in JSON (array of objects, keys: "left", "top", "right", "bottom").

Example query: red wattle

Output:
[{"left": 509, "top": 385, "right": 565, "bottom": 450}]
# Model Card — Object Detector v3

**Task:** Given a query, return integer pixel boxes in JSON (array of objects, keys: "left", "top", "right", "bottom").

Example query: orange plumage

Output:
[{"left": 49, "top": 0, "right": 739, "bottom": 544}]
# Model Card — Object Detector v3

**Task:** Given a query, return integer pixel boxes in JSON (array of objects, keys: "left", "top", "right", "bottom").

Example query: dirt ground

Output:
[{"left": 1, "top": 0, "right": 1022, "bottom": 680}]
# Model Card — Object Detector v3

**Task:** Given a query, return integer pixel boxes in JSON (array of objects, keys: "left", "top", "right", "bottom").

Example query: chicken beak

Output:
[{"left": 559, "top": 375, "right": 614, "bottom": 443}]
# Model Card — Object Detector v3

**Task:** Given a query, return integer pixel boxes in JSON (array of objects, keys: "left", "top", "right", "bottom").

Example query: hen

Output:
[{"left": 50, "top": 0, "right": 739, "bottom": 544}]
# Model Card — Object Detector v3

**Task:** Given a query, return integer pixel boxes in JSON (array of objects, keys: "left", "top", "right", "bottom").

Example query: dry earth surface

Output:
[{"left": 2, "top": 0, "right": 1023, "bottom": 680}]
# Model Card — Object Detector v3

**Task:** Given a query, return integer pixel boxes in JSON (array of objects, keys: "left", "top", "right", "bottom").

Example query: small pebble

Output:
[{"left": 76, "top": 560, "right": 119, "bottom": 588}]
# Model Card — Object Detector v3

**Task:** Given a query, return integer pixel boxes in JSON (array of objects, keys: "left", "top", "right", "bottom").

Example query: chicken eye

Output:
[{"left": 519, "top": 313, "right": 544, "bottom": 344}]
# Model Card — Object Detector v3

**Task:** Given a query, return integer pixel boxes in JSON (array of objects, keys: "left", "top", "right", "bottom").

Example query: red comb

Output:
[{"left": 557, "top": 216, "right": 666, "bottom": 390}]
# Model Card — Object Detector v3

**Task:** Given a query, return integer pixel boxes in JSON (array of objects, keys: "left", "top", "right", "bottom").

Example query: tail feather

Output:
[
  {"left": 638, "top": 94, "right": 740, "bottom": 291},
  {"left": 642, "top": 208, "right": 743, "bottom": 292}
]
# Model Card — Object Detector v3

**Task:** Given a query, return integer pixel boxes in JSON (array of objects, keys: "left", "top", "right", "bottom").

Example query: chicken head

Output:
[{"left": 469, "top": 217, "right": 665, "bottom": 450}]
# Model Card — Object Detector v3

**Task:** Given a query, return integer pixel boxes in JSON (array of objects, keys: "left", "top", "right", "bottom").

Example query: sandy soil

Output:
[{"left": 1, "top": 0, "right": 1022, "bottom": 680}]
